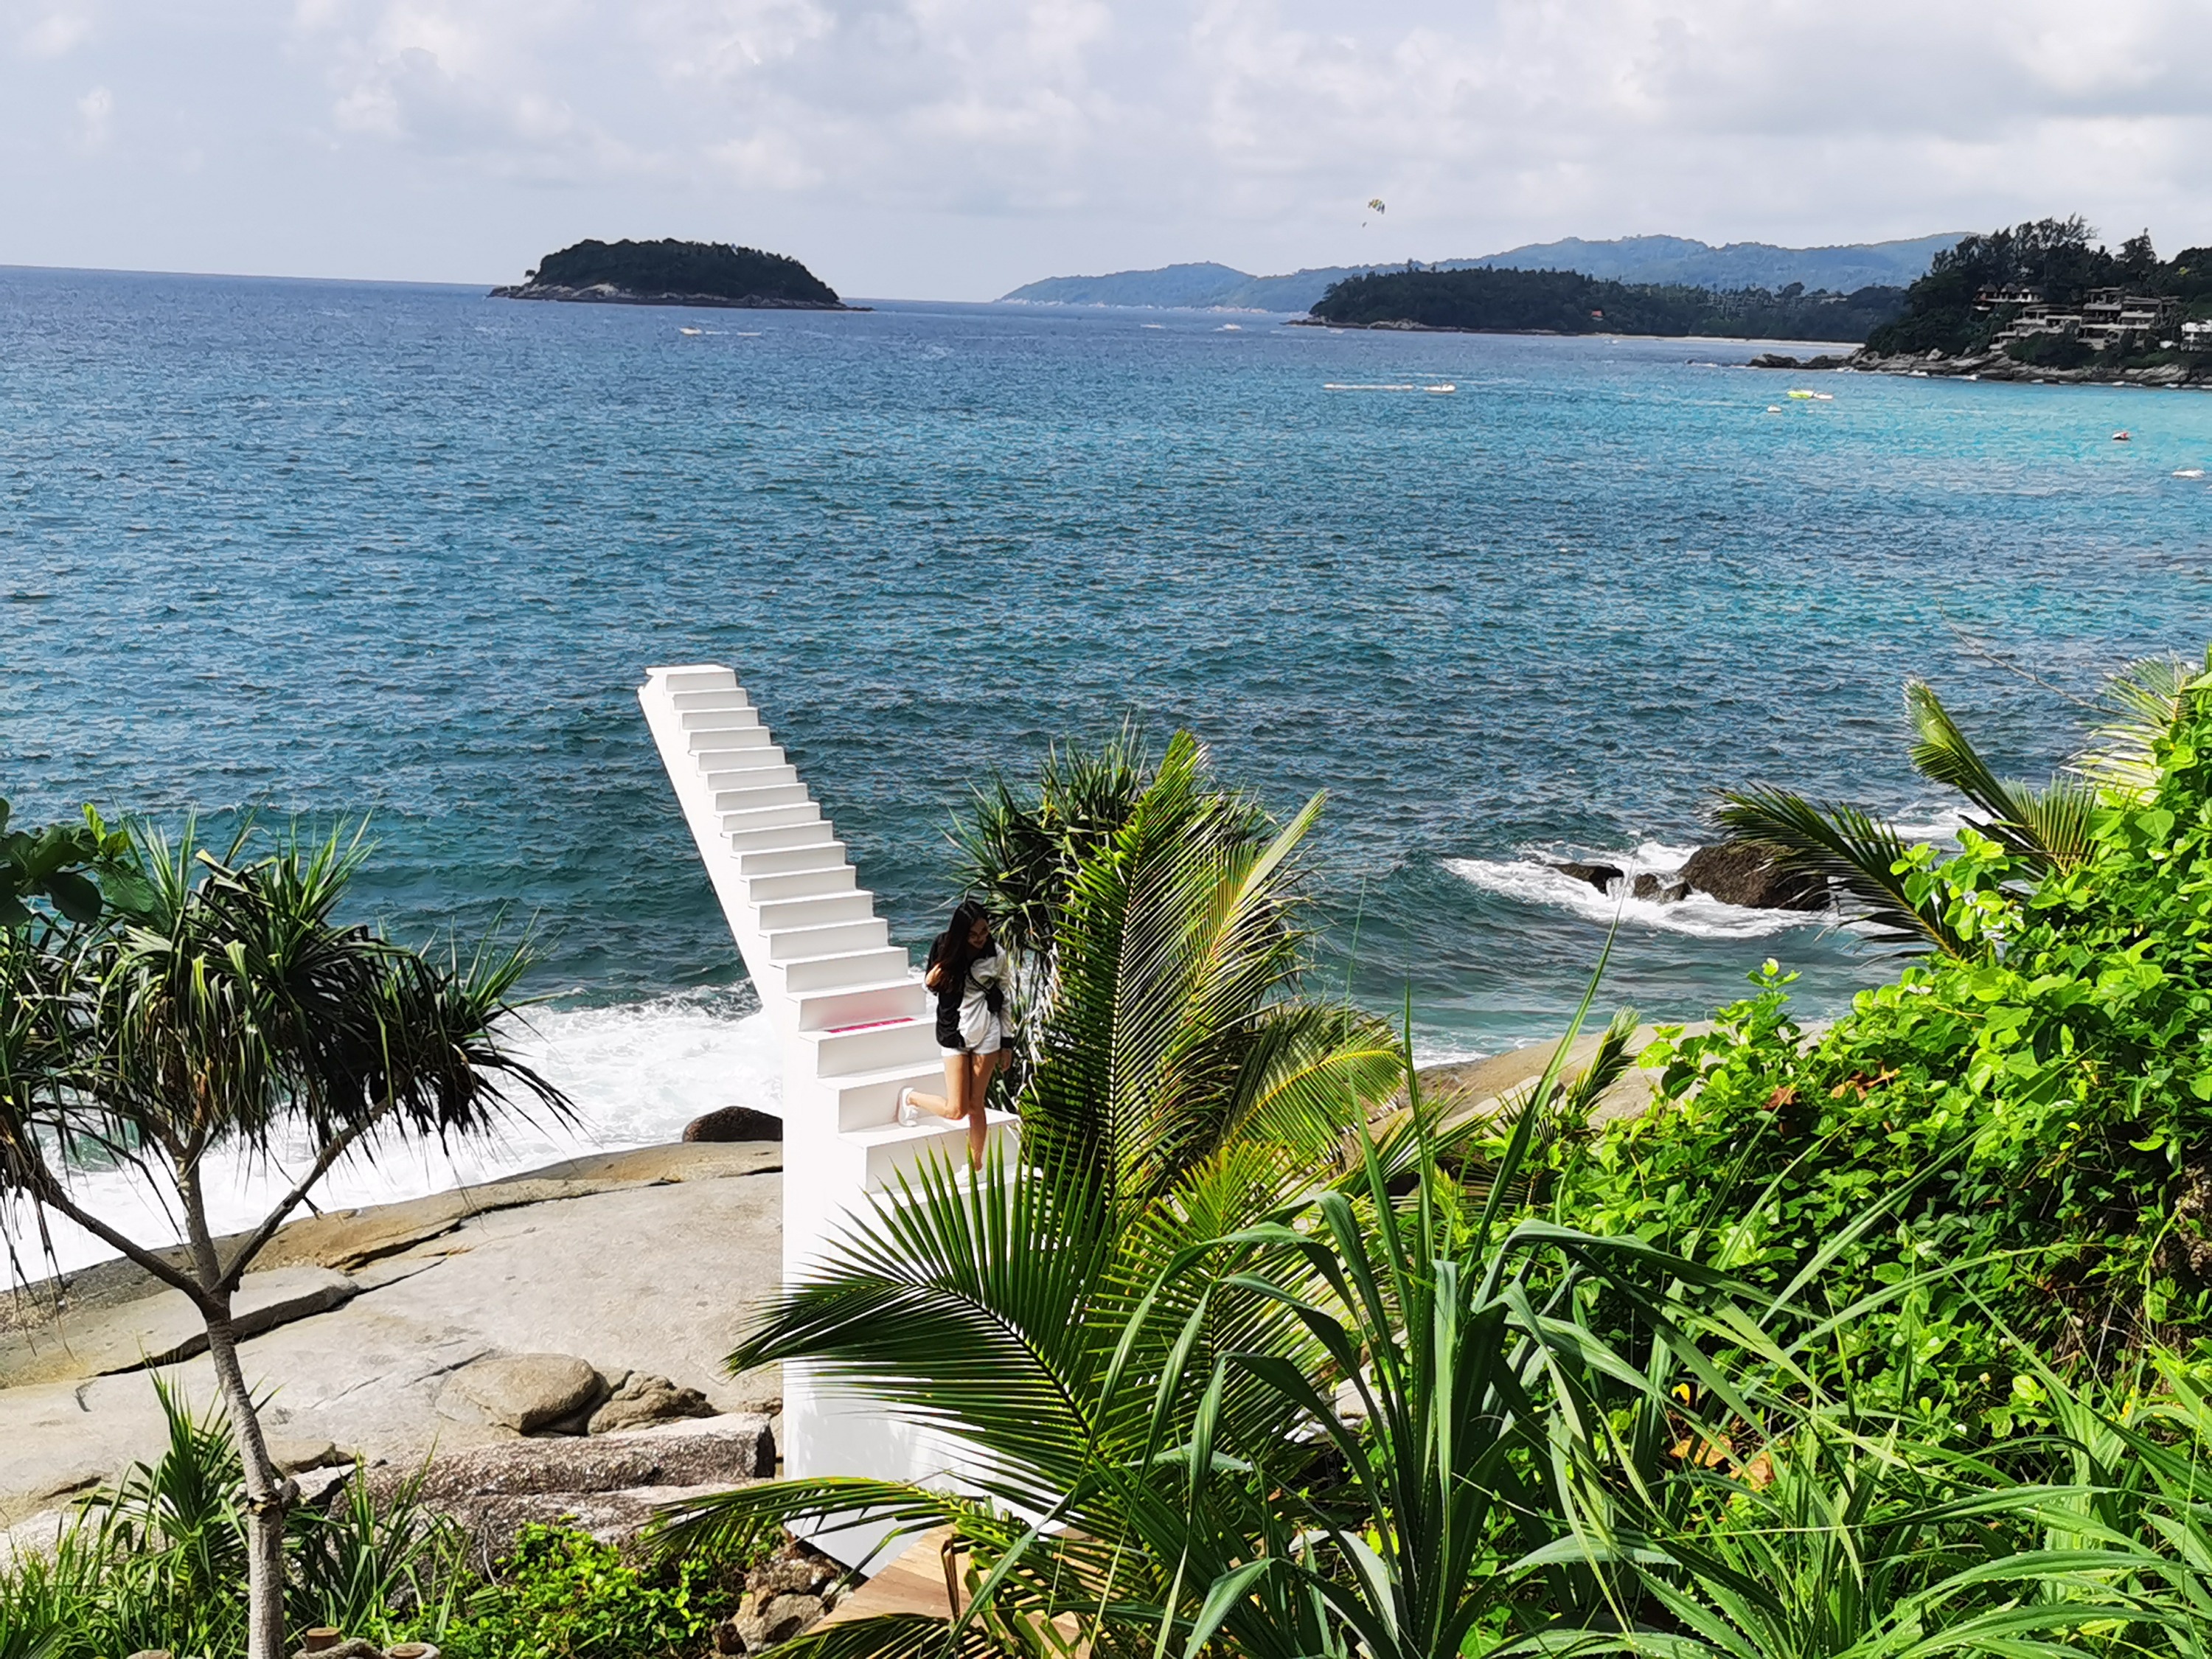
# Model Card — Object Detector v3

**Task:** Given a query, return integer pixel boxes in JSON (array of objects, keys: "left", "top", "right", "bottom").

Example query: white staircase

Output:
[{"left": 638, "top": 664, "right": 1017, "bottom": 1560}]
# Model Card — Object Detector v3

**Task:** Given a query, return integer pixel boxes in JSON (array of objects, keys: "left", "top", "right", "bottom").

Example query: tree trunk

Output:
[
  {"left": 179, "top": 1164, "right": 292, "bottom": 1659},
  {"left": 205, "top": 1307, "right": 293, "bottom": 1659}
]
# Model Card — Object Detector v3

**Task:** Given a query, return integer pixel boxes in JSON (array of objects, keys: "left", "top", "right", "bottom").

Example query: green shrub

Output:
[
  {"left": 406, "top": 1525, "right": 748, "bottom": 1659},
  {"left": 1550, "top": 673, "right": 2212, "bottom": 1424}
]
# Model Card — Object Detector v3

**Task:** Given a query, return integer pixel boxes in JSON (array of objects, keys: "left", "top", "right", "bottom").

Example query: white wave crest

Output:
[
  {"left": 1888, "top": 804, "right": 1972, "bottom": 843},
  {"left": 3, "top": 990, "right": 780, "bottom": 1277},
  {"left": 1443, "top": 845, "right": 1830, "bottom": 941}
]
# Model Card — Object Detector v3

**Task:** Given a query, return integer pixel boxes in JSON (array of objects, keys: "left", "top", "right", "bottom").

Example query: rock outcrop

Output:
[
  {"left": 437, "top": 1353, "right": 608, "bottom": 1434},
  {"left": 1551, "top": 861, "right": 1624, "bottom": 893},
  {"left": 588, "top": 1371, "right": 717, "bottom": 1435},
  {"left": 1847, "top": 347, "right": 2212, "bottom": 388},
  {"left": 684, "top": 1105, "right": 782, "bottom": 1142},
  {"left": 1676, "top": 843, "right": 1827, "bottom": 911}
]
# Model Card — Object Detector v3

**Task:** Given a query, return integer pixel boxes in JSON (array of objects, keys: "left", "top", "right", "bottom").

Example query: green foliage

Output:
[
  {"left": 0, "top": 799, "right": 137, "bottom": 928},
  {"left": 1309, "top": 266, "right": 1906, "bottom": 341},
  {"left": 411, "top": 1524, "right": 747, "bottom": 1659},
  {"left": 1555, "top": 653, "right": 2212, "bottom": 1413},
  {"left": 1865, "top": 215, "right": 2212, "bottom": 356},
  {"left": 2003, "top": 331, "right": 2099, "bottom": 369},
  {"left": 0, "top": 1378, "right": 470, "bottom": 1659},
  {"left": 946, "top": 720, "right": 1193, "bottom": 963}
]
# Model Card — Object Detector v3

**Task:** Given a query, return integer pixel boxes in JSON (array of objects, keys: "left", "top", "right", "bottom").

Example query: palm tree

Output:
[
  {"left": 0, "top": 820, "right": 564, "bottom": 1659},
  {"left": 655, "top": 755, "right": 1734, "bottom": 1657},
  {"left": 1714, "top": 654, "right": 2205, "bottom": 957}
]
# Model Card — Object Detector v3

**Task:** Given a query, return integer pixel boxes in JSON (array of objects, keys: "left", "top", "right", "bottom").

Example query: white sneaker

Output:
[{"left": 896, "top": 1088, "right": 920, "bottom": 1127}]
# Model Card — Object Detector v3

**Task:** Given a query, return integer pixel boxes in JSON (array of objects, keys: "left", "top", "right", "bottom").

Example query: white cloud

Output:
[
  {"left": 1, "top": 0, "right": 2209, "bottom": 293},
  {"left": 17, "top": 3, "right": 93, "bottom": 58},
  {"left": 74, "top": 80, "right": 111, "bottom": 147}
]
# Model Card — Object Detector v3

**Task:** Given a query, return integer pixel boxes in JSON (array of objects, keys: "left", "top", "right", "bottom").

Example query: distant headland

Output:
[
  {"left": 1296, "top": 265, "right": 1905, "bottom": 342},
  {"left": 1000, "top": 233, "right": 1962, "bottom": 314},
  {"left": 492, "top": 239, "right": 860, "bottom": 311}
]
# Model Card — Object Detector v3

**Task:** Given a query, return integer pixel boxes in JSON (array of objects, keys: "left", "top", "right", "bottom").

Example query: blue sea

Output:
[{"left": 6, "top": 265, "right": 2211, "bottom": 1254}]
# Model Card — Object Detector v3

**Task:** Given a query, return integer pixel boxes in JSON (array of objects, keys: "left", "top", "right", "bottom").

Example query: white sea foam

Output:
[
  {"left": 1890, "top": 804, "right": 1972, "bottom": 842},
  {"left": 2, "top": 990, "right": 781, "bottom": 1278},
  {"left": 1443, "top": 843, "right": 1829, "bottom": 941}
]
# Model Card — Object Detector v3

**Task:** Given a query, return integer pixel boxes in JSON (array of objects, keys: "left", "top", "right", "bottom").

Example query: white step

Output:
[
  {"left": 804, "top": 1017, "right": 939, "bottom": 1078},
  {"left": 747, "top": 866, "right": 856, "bottom": 903},
  {"left": 727, "top": 820, "right": 837, "bottom": 856},
  {"left": 793, "top": 974, "right": 926, "bottom": 1032},
  {"left": 710, "top": 782, "right": 810, "bottom": 813},
  {"left": 739, "top": 841, "right": 849, "bottom": 879},
  {"left": 824, "top": 1057, "right": 952, "bottom": 1130},
  {"left": 670, "top": 687, "right": 751, "bottom": 713},
  {"left": 654, "top": 666, "right": 735, "bottom": 693},
  {"left": 700, "top": 755, "right": 796, "bottom": 785},
  {"left": 757, "top": 891, "right": 874, "bottom": 932},
  {"left": 681, "top": 708, "right": 762, "bottom": 734},
  {"left": 691, "top": 726, "right": 774, "bottom": 754},
  {"left": 720, "top": 802, "right": 822, "bottom": 835},
  {"left": 852, "top": 1111, "right": 1020, "bottom": 1188},
  {"left": 766, "top": 917, "right": 890, "bottom": 962},
  {"left": 783, "top": 946, "right": 912, "bottom": 994}
]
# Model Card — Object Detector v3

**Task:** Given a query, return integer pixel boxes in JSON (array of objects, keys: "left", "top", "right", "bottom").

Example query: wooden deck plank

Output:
[{"left": 820, "top": 1527, "right": 954, "bottom": 1626}]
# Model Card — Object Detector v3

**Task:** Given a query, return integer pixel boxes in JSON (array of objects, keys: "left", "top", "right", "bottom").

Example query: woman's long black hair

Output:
[{"left": 932, "top": 897, "right": 992, "bottom": 995}]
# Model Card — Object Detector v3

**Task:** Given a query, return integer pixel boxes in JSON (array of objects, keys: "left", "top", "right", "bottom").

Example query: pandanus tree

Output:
[
  {"left": 0, "top": 816, "right": 563, "bottom": 1659},
  {"left": 657, "top": 744, "right": 1742, "bottom": 1658},
  {"left": 1714, "top": 653, "right": 2205, "bottom": 956}
]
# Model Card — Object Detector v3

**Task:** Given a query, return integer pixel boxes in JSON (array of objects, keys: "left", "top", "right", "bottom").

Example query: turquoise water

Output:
[{"left": 7, "top": 265, "right": 2212, "bottom": 1147}]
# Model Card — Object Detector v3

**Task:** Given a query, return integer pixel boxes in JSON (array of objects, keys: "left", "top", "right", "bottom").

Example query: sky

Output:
[{"left": 3, "top": 1, "right": 2210, "bottom": 302}]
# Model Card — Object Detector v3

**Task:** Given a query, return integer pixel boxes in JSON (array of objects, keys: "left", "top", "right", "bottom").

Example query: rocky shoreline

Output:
[
  {"left": 1753, "top": 346, "right": 2212, "bottom": 389},
  {"left": 1, "top": 1141, "right": 786, "bottom": 1555}
]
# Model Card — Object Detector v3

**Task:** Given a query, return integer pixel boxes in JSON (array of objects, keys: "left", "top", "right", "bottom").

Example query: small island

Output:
[{"left": 491, "top": 238, "right": 859, "bottom": 311}]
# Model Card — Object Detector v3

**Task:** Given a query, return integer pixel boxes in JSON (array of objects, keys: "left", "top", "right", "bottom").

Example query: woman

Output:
[{"left": 896, "top": 898, "right": 1012, "bottom": 1168}]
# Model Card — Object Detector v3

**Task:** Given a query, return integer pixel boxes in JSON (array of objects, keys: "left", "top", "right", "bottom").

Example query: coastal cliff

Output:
[{"left": 493, "top": 238, "right": 857, "bottom": 311}]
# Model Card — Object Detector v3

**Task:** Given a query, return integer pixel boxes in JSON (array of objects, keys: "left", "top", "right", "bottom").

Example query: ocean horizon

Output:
[{"left": 7, "top": 263, "right": 2211, "bottom": 1267}]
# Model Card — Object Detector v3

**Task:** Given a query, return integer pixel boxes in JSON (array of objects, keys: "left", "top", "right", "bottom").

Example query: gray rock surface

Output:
[
  {"left": 588, "top": 1371, "right": 715, "bottom": 1434},
  {"left": 401, "top": 1414, "right": 773, "bottom": 1500},
  {"left": 1677, "top": 843, "right": 1826, "bottom": 911},
  {"left": 437, "top": 1353, "right": 606, "bottom": 1433},
  {"left": 724, "top": 1593, "right": 827, "bottom": 1652},
  {"left": 1, "top": 1144, "right": 784, "bottom": 1524},
  {"left": 0, "top": 1267, "right": 359, "bottom": 1388}
]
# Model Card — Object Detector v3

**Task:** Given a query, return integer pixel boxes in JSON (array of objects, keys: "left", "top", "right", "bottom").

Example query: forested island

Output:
[
  {"left": 491, "top": 238, "right": 855, "bottom": 310},
  {"left": 1300, "top": 265, "right": 1905, "bottom": 341}
]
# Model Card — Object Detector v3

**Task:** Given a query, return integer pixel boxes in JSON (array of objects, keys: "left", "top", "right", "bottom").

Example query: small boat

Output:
[
  {"left": 2114, "top": 431, "right": 2132, "bottom": 442},
  {"left": 1811, "top": 392, "right": 1834, "bottom": 401},
  {"left": 2175, "top": 467, "right": 2207, "bottom": 479},
  {"left": 679, "top": 327, "right": 703, "bottom": 335},
  {"left": 1767, "top": 405, "right": 1783, "bottom": 413},
  {"left": 1425, "top": 383, "right": 1457, "bottom": 394},
  {"left": 1787, "top": 389, "right": 1815, "bottom": 399}
]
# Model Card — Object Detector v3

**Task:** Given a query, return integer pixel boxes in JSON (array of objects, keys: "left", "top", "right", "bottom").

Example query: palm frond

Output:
[
  {"left": 1906, "top": 679, "right": 2028, "bottom": 826},
  {"left": 1714, "top": 787, "right": 1970, "bottom": 958},
  {"left": 2070, "top": 650, "right": 2208, "bottom": 799},
  {"left": 2007, "top": 776, "right": 2101, "bottom": 871}
]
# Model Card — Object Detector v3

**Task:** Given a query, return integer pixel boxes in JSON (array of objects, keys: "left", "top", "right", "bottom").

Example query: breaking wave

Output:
[
  {"left": 4, "top": 988, "right": 781, "bottom": 1276},
  {"left": 1442, "top": 841, "right": 1830, "bottom": 941}
]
